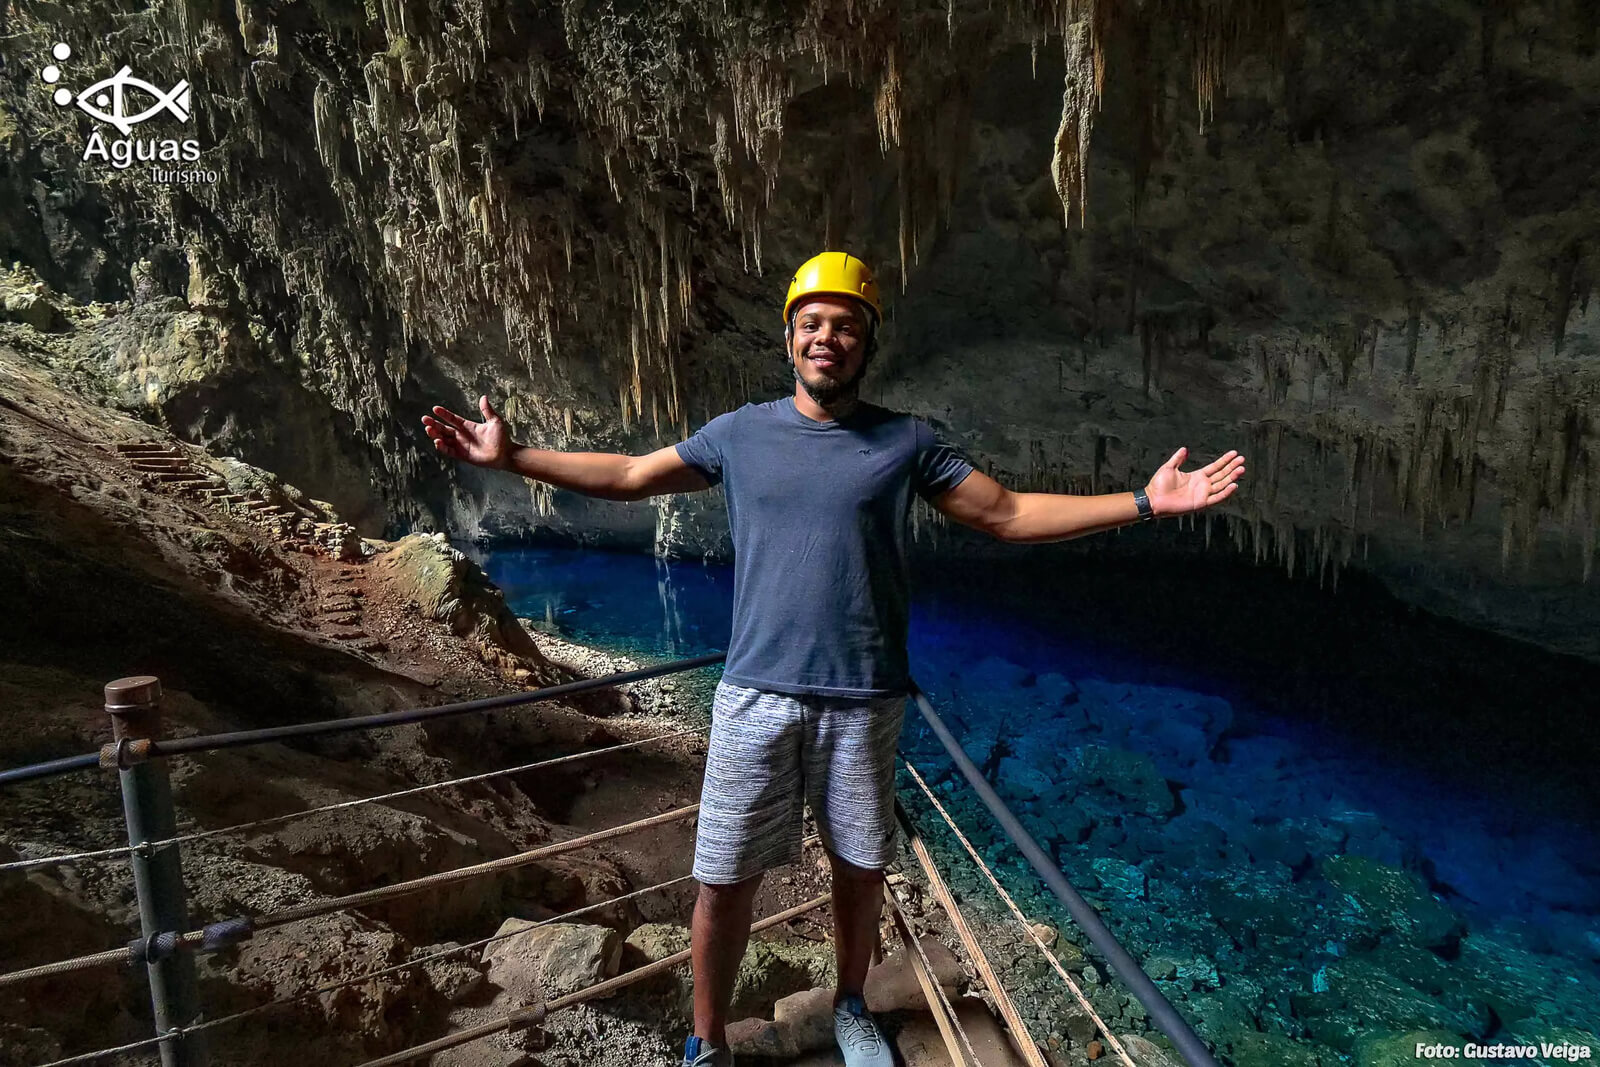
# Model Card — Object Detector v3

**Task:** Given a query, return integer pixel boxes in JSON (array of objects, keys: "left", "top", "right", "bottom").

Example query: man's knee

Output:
[
  {"left": 696, "top": 872, "right": 764, "bottom": 910},
  {"left": 826, "top": 850, "right": 885, "bottom": 885}
]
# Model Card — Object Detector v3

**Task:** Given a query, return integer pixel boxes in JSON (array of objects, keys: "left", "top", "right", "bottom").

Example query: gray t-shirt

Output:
[{"left": 675, "top": 395, "right": 974, "bottom": 698}]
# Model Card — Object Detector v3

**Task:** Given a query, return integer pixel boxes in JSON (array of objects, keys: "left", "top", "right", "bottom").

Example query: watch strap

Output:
[{"left": 1133, "top": 487, "right": 1155, "bottom": 522}]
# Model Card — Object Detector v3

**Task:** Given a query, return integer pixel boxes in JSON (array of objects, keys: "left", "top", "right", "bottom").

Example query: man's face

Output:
[{"left": 790, "top": 296, "right": 871, "bottom": 405}]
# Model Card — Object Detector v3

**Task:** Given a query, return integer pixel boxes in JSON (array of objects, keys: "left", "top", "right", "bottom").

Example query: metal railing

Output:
[{"left": 0, "top": 655, "right": 1218, "bottom": 1067}]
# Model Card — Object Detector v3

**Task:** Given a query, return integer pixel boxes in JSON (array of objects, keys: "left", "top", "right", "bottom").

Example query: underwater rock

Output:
[
  {"left": 1073, "top": 745, "right": 1176, "bottom": 816},
  {"left": 1091, "top": 856, "right": 1148, "bottom": 900},
  {"left": 1320, "top": 855, "right": 1464, "bottom": 950},
  {"left": 998, "top": 756, "right": 1054, "bottom": 799},
  {"left": 1352, "top": 1030, "right": 1470, "bottom": 1067},
  {"left": 1291, "top": 955, "right": 1490, "bottom": 1052},
  {"left": 1225, "top": 1030, "right": 1325, "bottom": 1067}
]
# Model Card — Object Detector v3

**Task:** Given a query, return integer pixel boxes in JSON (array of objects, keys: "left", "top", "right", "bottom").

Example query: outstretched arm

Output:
[
  {"left": 422, "top": 396, "right": 712, "bottom": 501},
  {"left": 931, "top": 447, "right": 1245, "bottom": 543}
]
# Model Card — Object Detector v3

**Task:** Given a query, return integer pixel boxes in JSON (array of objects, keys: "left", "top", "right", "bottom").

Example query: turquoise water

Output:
[{"left": 469, "top": 542, "right": 1600, "bottom": 1063}]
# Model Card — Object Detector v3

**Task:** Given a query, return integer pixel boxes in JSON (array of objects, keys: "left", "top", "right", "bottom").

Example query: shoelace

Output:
[{"left": 836, "top": 1006, "right": 884, "bottom": 1053}]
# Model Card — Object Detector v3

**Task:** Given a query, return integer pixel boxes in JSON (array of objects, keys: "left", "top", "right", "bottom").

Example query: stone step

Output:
[
  {"left": 326, "top": 628, "right": 370, "bottom": 641},
  {"left": 317, "top": 601, "right": 361, "bottom": 615},
  {"left": 351, "top": 638, "right": 386, "bottom": 653},
  {"left": 319, "top": 611, "right": 361, "bottom": 626}
]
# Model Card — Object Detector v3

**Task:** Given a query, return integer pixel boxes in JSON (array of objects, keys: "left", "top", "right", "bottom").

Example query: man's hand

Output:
[
  {"left": 421, "top": 396, "right": 511, "bottom": 470},
  {"left": 1143, "top": 447, "right": 1245, "bottom": 518}
]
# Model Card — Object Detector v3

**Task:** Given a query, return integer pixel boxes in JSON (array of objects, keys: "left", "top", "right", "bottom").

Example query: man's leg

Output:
[
  {"left": 827, "top": 850, "right": 885, "bottom": 1001},
  {"left": 691, "top": 873, "right": 764, "bottom": 1047}
]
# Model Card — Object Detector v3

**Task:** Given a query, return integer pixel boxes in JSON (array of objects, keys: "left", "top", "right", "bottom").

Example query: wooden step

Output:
[
  {"left": 128, "top": 457, "right": 190, "bottom": 468},
  {"left": 114, "top": 442, "right": 175, "bottom": 454},
  {"left": 145, "top": 471, "right": 200, "bottom": 482}
]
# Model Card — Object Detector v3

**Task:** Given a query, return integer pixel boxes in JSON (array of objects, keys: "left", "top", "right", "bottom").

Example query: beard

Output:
[{"left": 793, "top": 352, "right": 869, "bottom": 408}]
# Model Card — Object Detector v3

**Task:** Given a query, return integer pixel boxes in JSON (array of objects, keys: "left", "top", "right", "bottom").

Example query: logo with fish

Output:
[{"left": 39, "top": 42, "right": 216, "bottom": 184}]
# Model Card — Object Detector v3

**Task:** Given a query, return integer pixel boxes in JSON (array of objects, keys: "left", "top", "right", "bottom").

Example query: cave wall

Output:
[{"left": 0, "top": 0, "right": 1596, "bottom": 657}]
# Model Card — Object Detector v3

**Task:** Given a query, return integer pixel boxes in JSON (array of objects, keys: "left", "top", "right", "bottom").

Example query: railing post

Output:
[{"left": 106, "top": 676, "right": 207, "bottom": 1067}]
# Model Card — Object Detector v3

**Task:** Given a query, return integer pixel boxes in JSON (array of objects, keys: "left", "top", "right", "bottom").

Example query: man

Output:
[{"left": 422, "top": 251, "right": 1246, "bottom": 1066}]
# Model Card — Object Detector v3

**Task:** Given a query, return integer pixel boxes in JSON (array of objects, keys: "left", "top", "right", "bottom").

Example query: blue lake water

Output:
[{"left": 468, "top": 541, "right": 1600, "bottom": 1057}]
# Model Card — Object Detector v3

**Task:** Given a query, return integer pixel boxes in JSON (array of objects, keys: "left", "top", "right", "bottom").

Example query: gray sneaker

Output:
[
  {"left": 833, "top": 993, "right": 894, "bottom": 1066},
  {"left": 683, "top": 1035, "right": 734, "bottom": 1066}
]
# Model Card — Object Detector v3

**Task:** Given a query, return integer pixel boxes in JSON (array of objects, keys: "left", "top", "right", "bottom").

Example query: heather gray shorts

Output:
[{"left": 693, "top": 680, "right": 907, "bottom": 885}]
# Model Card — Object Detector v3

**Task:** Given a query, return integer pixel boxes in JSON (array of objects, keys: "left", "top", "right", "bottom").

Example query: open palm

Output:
[
  {"left": 1144, "top": 447, "right": 1245, "bottom": 518},
  {"left": 421, "top": 396, "right": 510, "bottom": 469}
]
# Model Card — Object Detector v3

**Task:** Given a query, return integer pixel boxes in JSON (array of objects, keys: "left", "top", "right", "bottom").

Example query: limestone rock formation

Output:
[
  {"left": 0, "top": 1, "right": 1596, "bottom": 656},
  {"left": 482, "top": 919, "right": 623, "bottom": 1002}
]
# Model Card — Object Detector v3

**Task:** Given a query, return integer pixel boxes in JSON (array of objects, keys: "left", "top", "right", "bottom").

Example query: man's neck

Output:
[{"left": 792, "top": 383, "right": 863, "bottom": 423}]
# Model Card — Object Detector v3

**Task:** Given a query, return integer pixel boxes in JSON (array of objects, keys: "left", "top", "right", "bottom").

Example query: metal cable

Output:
[
  {"left": 34, "top": 1032, "right": 172, "bottom": 1067},
  {"left": 26, "top": 872, "right": 701, "bottom": 1067},
  {"left": 0, "top": 728, "right": 698, "bottom": 874},
  {"left": 901, "top": 756, "right": 1137, "bottom": 1067},
  {"left": 0, "top": 805, "right": 700, "bottom": 991},
  {"left": 908, "top": 684, "right": 1219, "bottom": 1067},
  {"left": 0, "top": 652, "right": 726, "bottom": 787},
  {"left": 354, "top": 893, "right": 835, "bottom": 1067},
  {"left": 886, "top": 893, "right": 984, "bottom": 1067}
]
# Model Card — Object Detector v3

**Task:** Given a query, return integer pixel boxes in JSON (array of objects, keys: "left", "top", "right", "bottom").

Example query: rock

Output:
[
  {"left": 1227, "top": 1030, "right": 1324, "bottom": 1067},
  {"left": 483, "top": 921, "right": 621, "bottom": 1003},
  {"left": 732, "top": 939, "right": 835, "bottom": 1015},
  {"left": 624, "top": 922, "right": 691, "bottom": 962},
  {"left": 1028, "top": 922, "right": 1058, "bottom": 948},
  {"left": 232, "top": 912, "right": 425, "bottom": 1045},
  {"left": 1117, "top": 1033, "right": 1184, "bottom": 1067},
  {"left": 864, "top": 937, "right": 963, "bottom": 1012},
  {"left": 3, "top": 292, "right": 63, "bottom": 331},
  {"left": 1290, "top": 955, "right": 1489, "bottom": 1052},
  {"left": 773, "top": 987, "right": 839, "bottom": 1055},
  {"left": 416, "top": 945, "right": 486, "bottom": 1004},
  {"left": 725, "top": 1016, "right": 792, "bottom": 1058},
  {"left": 1321, "top": 855, "right": 1463, "bottom": 949},
  {"left": 1091, "top": 856, "right": 1147, "bottom": 900},
  {"left": 1352, "top": 1030, "right": 1466, "bottom": 1067},
  {"left": 1074, "top": 746, "right": 1175, "bottom": 817},
  {"left": 378, "top": 533, "right": 559, "bottom": 683},
  {"left": 998, "top": 756, "right": 1054, "bottom": 799}
]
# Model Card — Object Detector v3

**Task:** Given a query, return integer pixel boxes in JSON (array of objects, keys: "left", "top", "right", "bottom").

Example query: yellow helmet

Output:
[{"left": 783, "top": 251, "right": 882, "bottom": 324}]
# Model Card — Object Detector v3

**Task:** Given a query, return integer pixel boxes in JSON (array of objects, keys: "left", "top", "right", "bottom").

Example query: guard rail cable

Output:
[
  {"left": 0, "top": 655, "right": 1216, "bottom": 1067},
  {"left": 1, "top": 728, "right": 698, "bottom": 874},
  {"left": 908, "top": 682, "right": 1220, "bottom": 1067}
]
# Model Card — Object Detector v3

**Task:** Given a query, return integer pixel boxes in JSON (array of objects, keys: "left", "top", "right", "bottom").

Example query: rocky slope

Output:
[
  {"left": 1, "top": 0, "right": 1597, "bottom": 659},
  {"left": 0, "top": 340, "right": 1063, "bottom": 1066}
]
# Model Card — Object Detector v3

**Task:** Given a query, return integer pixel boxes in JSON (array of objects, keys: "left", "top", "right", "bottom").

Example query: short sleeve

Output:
[
  {"left": 675, "top": 409, "right": 739, "bottom": 487},
  {"left": 913, "top": 420, "right": 974, "bottom": 501}
]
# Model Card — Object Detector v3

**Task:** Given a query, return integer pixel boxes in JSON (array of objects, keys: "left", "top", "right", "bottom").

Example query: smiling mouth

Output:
[{"left": 807, "top": 353, "right": 840, "bottom": 368}]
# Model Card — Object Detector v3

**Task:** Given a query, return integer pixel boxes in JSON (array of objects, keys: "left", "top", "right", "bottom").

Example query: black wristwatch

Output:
[{"left": 1133, "top": 487, "right": 1155, "bottom": 522}]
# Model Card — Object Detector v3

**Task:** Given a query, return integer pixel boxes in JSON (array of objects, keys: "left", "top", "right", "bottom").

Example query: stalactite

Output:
[{"left": 1051, "top": 20, "right": 1096, "bottom": 228}]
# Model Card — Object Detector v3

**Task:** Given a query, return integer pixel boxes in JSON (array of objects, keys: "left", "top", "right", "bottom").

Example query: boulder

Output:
[
  {"left": 3, "top": 292, "right": 64, "bottom": 331},
  {"left": 483, "top": 921, "right": 622, "bottom": 1003},
  {"left": 1091, "top": 856, "right": 1148, "bottom": 900},
  {"left": 1351, "top": 1030, "right": 1467, "bottom": 1067},
  {"left": 1073, "top": 746, "right": 1175, "bottom": 817},
  {"left": 998, "top": 756, "right": 1054, "bottom": 799},
  {"left": 1227, "top": 1030, "right": 1325, "bottom": 1067},
  {"left": 1320, "top": 855, "right": 1463, "bottom": 950},
  {"left": 725, "top": 938, "right": 964, "bottom": 1059},
  {"left": 415, "top": 946, "right": 486, "bottom": 1004},
  {"left": 1290, "top": 955, "right": 1489, "bottom": 1052}
]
